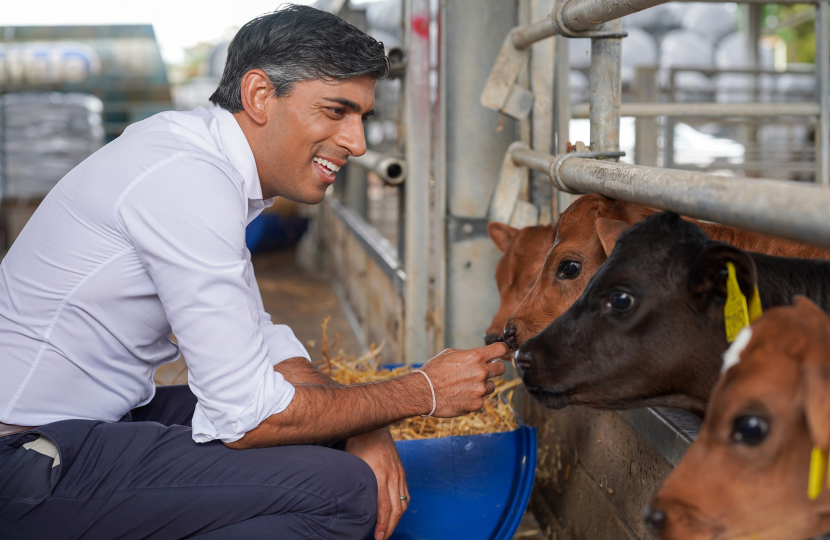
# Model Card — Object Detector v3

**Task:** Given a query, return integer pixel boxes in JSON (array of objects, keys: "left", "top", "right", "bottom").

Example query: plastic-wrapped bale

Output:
[
  {"left": 714, "top": 32, "right": 775, "bottom": 103},
  {"left": 681, "top": 3, "right": 736, "bottom": 44},
  {"left": 658, "top": 29, "right": 715, "bottom": 101},
  {"left": 0, "top": 92, "right": 104, "bottom": 200},
  {"left": 621, "top": 27, "right": 658, "bottom": 87}
]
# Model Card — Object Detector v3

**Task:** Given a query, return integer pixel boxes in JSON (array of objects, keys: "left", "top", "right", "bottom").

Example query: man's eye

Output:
[
  {"left": 328, "top": 108, "right": 345, "bottom": 116},
  {"left": 731, "top": 415, "right": 769, "bottom": 446},
  {"left": 557, "top": 261, "right": 581, "bottom": 279}
]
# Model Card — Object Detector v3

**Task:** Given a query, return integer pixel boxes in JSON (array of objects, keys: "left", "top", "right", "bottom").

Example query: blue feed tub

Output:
[
  {"left": 386, "top": 425, "right": 537, "bottom": 540},
  {"left": 245, "top": 213, "right": 309, "bottom": 253}
]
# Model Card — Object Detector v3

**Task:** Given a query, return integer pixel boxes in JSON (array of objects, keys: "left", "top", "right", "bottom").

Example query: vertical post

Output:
[
  {"left": 441, "top": 0, "right": 517, "bottom": 349},
  {"left": 665, "top": 69, "right": 676, "bottom": 169},
  {"left": 553, "top": 34, "right": 572, "bottom": 214},
  {"left": 403, "top": 0, "right": 431, "bottom": 364},
  {"left": 634, "top": 66, "right": 658, "bottom": 167},
  {"left": 745, "top": 4, "right": 761, "bottom": 177},
  {"left": 817, "top": 0, "right": 830, "bottom": 186},
  {"left": 530, "top": 0, "right": 555, "bottom": 225},
  {"left": 589, "top": 18, "right": 623, "bottom": 154},
  {"left": 343, "top": 165, "right": 368, "bottom": 218}
]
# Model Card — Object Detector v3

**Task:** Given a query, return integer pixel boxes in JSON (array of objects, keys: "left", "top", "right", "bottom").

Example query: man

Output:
[{"left": 0, "top": 5, "right": 508, "bottom": 540}]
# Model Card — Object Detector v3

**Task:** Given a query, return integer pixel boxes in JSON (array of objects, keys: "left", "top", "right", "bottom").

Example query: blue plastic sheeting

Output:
[
  {"left": 245, "top": 213, "right": 309, "bottom": 253},
  {"left": 386, "top": 426, "right": 537, "bottom": 540}
]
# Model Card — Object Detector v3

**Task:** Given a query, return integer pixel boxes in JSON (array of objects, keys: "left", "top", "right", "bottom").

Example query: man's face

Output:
[{"left": 251, "top": 75, "right": 376, "bottom": 203}]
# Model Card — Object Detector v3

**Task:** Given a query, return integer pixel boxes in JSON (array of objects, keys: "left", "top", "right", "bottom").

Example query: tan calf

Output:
[{"left": 647, "top": 297, "right": 830, "bottom": 540}]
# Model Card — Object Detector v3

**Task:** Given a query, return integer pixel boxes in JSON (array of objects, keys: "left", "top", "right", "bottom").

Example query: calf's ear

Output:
[
  {"left": 596, "top": 218, "right": 631, "bottom": 256},
  {"left": 687, "top": 242, "right": 758, "bottom": 306},
  {"left": 488, "top": 222, "right": 519, "bottom": 254}
]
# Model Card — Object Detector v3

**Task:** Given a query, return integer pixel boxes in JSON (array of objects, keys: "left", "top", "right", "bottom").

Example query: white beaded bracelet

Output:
[{"left": 412, "top": 369, "right": 436, "bottom": 417}]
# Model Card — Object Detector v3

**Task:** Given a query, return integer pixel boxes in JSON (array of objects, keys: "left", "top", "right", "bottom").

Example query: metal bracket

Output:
[
  {"left": 551, "top": 0, "right": 628, "bottom": 39},
  {"left": 549, "top": 150, "right": 625, "bottom": 193}
]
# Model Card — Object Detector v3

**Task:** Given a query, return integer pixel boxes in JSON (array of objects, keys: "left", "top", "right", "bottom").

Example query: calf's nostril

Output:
[
  {"left": 643, "top": 505, "right": 667, "bottom": 535},
  {"left": 514, "top": 348, "right": 533, "bottom": 370},
  {"left": 484, "top": 333, "right": 504, "bottom": 346},
  {"left": 503, "top": 326, "right": 518, "bottom": 350}
]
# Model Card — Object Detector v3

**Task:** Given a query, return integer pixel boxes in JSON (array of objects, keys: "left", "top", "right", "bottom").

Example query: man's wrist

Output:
[{"left": 403, "top": 371, "right": 434, "bottom": 417}]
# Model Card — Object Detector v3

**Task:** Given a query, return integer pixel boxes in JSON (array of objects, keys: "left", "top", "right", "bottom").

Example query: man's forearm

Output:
[
  {"left": 273, "top": 356, "right": 342, "bottom": 386},
  {"left": 226, "top": 371, "right": 430, "bottom": 449}
]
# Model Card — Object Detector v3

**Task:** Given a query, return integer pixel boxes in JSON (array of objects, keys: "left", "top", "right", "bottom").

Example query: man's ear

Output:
[
  {"left": 239, "top": 69, "right": 272, "bottom": 126},
  {"left": 796, "top": 297, "right": 830, "bottom": 449},
  {"left": 487, "top": 222, "right": 519, "bottom": 254},
  {"left": 596, "top": 218, "right": 631, "bottom": 257},
  {"left": 687, "top": 242, "right": 758, "bottom": 308}
]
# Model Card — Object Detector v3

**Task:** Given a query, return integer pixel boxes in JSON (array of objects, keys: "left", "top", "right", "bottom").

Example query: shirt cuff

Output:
[
  {"left": 263, "top": 324, "right": 310, "bottom": 365},
  {"left": 190, "top": 368, "right": 296, "bottom": 444}
]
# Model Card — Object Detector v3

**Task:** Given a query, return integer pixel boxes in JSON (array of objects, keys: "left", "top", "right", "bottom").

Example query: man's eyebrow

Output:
[{"left": 323, "top": 97, "right": 376, "bottom": 117}]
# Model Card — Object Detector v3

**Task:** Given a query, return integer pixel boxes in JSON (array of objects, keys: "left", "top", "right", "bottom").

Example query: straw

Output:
[{"left": 316, "top": 318, "right": 521, "bottom": 440}]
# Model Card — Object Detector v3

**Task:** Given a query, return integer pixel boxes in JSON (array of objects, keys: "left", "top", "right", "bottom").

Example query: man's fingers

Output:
[
  {"left": 385, "top": 481, "right": 405, "bottom": 538},
  {"left": 491, "top": 359, "right": 507, "bottom": 377},
  {"left": 484, "top": 380, "right": 496, "bottom": 396},
  {"left": 479, "top": 342, "right": 510, "bottom": 362},
  {"left": 375, "top": 485, "right": 391, "bottom": 540}
]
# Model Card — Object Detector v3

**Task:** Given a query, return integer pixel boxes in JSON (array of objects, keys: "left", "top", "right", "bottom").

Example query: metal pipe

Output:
[
  {"left": 589, "top": 18, "right": 623, "bottom": 153},
  {"left": 403, "top": 0, "right": 431, "bottom": 364},
  {"left": 571, "top": 101, "right": 821, "bottom": 118},
  {"left": 817, "top": 0, "right": 830, "bottom": 186},
  {"left": 509, "top": 0, "right": 817, "bottom": 51},
  {"left": 349, "top": 150, "right": 408, "bottom": 185},
  {"left": 510, "top": 146, "right": 830, "bottom": 247}
]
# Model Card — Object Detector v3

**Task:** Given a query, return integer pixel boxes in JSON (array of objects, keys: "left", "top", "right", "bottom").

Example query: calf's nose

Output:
[
  {"left": 484, "top": 332, "right": 504, "bottom": 346},
  {"left": 503, "top": 325, "right": 518, "bottom": 350},
  {"left": 643, "top": 504, "right": 667, "bottom": 535},
  {"left": 514, "top": 347, "right": 534, "bottom": 371}
]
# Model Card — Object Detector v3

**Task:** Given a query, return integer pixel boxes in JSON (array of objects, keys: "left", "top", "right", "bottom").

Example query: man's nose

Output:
[
  {"left": 643, "top": 504, "right": 667, "bottom": 536},
  {"left": 337, "top": 118, "right": 367, "bottom": 158}
]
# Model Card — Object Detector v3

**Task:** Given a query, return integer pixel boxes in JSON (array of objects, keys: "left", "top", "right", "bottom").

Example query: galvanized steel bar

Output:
[
  {"left": 589, "top": 18, "right": 623, "bottom": 153},
  {"left": 349, "top": 149, "right": 407, "bottom": 185},
  {"left": 510, "top": 145, "right": 830, "bottom": 247},
  {"left": 817, "top": 0, "right": 830, "bottom": 186},
  {"left": 403, "top": 0, "right": 431, "bottom": 364},
  {"left": 570, "top": 101, "right": 821, "bottom": 118}
]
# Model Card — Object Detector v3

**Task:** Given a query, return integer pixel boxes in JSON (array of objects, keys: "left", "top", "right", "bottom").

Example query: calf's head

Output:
[
  {"left": 485, "top": 222, "right": 553, "bottom": 345},
  {"left": 516, "top": 212, "right": 759, "bottom": 414},
  {"left": 648, "top": 298, "right": 830, "bottom": 540},
  {"left": 503, "top": 194, "right": 655, "bottom": 349}
]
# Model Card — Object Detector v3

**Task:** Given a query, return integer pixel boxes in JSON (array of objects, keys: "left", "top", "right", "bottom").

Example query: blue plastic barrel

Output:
[
  {"left": 245, "top": 213, "right": 309, "bottom": 253},
  {"left": 386, "top": 425, "right": 537, "bottom": 540}
]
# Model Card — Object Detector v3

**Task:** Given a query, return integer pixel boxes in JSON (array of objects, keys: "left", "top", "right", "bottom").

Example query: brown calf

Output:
[
  {"left": 503, "top": 194, "right": 830, "bottom": 348},
  {"left": 485, "top": 222, "right": 553, "bottom": 345},
  {"left": 647, "top": 297, "right": 830, "bottom": 540}
]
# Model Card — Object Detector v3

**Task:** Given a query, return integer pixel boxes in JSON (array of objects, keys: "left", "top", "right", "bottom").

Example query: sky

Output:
[{"left": 2, "top": 0, "right": 314, "bottom": 64}]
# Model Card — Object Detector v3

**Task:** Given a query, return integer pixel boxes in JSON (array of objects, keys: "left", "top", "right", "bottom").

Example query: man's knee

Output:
[{"left": 334, "top": 452, "right": 378, "bottom": 536}]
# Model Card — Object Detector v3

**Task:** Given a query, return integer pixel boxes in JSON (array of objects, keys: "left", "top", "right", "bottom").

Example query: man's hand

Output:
[
  {"left": 346, "top": 428, "right": 408, "bottom": 540},
  {"left": 420, "top": 342, "right": 509, "bottom": 417}
]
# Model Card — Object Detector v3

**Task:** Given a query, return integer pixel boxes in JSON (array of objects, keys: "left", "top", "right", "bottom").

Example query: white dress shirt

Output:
[{"left": 0, "top": 105, "right": 309, "bottom": 443}]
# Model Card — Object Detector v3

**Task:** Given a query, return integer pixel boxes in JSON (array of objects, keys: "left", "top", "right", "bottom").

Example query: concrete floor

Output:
[{"left": 153, "top": 247, "right": 542, "bottom": 540}]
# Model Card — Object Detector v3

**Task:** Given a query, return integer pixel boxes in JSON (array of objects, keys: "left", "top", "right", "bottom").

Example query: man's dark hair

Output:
[{"left": 210, "top": 4, "right": 389, "bottom": 112}]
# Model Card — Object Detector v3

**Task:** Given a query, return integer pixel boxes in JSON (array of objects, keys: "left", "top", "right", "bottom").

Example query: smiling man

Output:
[{"left": 0, "top": 5, "right": 508, "bottom": 540}]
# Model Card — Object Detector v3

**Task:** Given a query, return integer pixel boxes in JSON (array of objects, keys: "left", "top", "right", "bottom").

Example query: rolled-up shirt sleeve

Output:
[
  {"left": 242, "top": 247, "right": 310, "bottom": 366},
  {"left": 116, "top": 153, "right": 301, "bottom": 443}
]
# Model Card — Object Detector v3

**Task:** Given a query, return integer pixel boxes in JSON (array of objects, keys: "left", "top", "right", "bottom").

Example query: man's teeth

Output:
[{"left": 313, "top": 157, "right": 341, "bottom": 173}]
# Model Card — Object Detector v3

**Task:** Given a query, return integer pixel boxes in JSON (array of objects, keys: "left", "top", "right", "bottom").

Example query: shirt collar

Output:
[{"left": 208, "top": 104, "right": 266, "bottom": 202}]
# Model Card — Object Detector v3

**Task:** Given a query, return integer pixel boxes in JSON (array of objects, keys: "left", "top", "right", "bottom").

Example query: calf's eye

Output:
[
  {"left": 609, "top": 291, "right": 634, "bottom": 312},
  {"left": 731, "top": 415, "right": 769, "bottom": 446},
  {"left": 558, "top": 261, "right": 581, "bottom": 279}
]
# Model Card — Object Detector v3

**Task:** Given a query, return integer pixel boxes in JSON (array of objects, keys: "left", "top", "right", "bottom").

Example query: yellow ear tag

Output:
[
  {"left": 724, "top": 262, "right": 751, "bottom": 343},
  {"left": 809, "top": 446, "right": 827, "bottom": 500},
  {"left": 748, "top": 285, "right": 762, "bottom": 323}
]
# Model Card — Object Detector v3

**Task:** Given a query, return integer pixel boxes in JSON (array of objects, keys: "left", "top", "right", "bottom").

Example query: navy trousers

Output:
[{"left": 0, "top": 385, "right": 377, "bottom": 540}]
